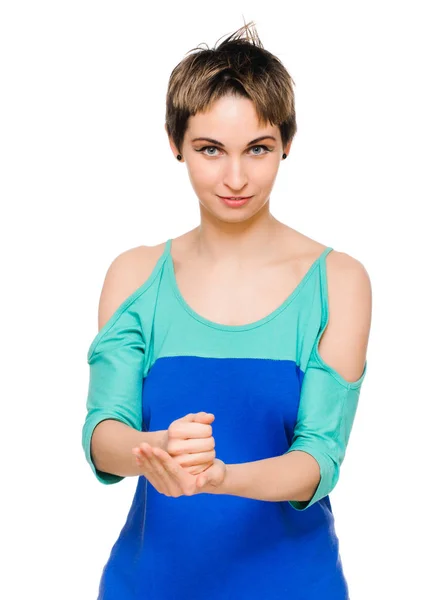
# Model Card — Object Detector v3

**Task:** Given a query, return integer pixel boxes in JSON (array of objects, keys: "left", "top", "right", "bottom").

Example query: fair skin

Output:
[{"left": 94, "top": 93, "right": 372, "bottom": 501}]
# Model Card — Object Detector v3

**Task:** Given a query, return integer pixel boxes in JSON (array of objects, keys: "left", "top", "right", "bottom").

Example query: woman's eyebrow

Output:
[{"left": 191, "top": 135, "right": 277, "bottom": 147}]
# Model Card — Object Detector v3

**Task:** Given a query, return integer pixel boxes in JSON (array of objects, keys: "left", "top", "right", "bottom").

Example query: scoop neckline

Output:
[{"left": 165, "top": 238, "right": 333, "bottom": 332}]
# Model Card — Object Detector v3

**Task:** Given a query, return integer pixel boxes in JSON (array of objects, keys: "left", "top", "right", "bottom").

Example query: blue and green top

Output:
[{"left": 82, "top": 238, "right": 367, "bottom": 600}]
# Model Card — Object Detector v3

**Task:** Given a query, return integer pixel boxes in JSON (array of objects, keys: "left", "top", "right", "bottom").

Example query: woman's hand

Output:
[
  {"left": 163, "top": 412, "right": 216, "bottom": 476},
  {"left": 132, "top": 442, "right": 226, "bottom": 497}
]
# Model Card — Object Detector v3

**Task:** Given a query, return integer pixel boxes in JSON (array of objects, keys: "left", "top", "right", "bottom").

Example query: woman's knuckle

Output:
[{"left": 167, "top": 440, "right": 181, "bottom": 454}]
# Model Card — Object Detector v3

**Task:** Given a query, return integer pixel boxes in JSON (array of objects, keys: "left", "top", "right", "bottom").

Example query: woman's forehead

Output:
[{"left": 187, "top": 106, "right": 277, "bottom": 144}]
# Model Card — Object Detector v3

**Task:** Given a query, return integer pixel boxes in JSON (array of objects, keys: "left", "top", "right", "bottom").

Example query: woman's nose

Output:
[{"left": 222, "top": 160, "right": 248, "bottom": 191}]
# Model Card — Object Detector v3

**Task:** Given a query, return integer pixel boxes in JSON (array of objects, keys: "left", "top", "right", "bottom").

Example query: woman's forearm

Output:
[
  {"left": 211, "top": 450, "right": 321, "bottom": 502},
  {"left": 91, "top": 419, "right": 168, "bottom": 478}
]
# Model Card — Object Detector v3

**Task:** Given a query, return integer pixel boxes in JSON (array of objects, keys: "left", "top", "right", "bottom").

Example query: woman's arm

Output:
[
  {"left": 210, "top": 450, "right": 320, "bottom": 502},
  {"left": 91, "top": 420, "right": 168, "bottom": 479},
  {"left": 210, "top": 254, "right": 372, "bottom": 504},
  {"left": 82, "top": 245, "right": 167, "bottom": 484}
]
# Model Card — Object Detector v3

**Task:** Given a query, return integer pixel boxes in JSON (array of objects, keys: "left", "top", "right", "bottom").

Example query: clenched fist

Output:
[{"left": 165, "top": 412, "right": 216, "bottom": 475}]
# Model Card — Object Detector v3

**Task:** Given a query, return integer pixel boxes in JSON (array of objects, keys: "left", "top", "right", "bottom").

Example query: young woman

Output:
[{"left": 82, "top": 21, "right": 371, "bottom": 600}]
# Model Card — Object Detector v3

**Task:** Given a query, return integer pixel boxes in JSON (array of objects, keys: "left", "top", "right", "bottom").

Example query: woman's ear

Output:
[
  {"left": 283, "top": 140, "right": 293, "bottom": 158},
  {"left": 165, "top": 126, "right": 180, "bottom": 158}
]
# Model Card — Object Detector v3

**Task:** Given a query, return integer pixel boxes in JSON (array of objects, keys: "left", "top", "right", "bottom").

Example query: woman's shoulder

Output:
[
  {"left": 97, "top": 242, "right": 169, "bottom": 331},
  {"left": 281, "top": 225, "right": 366, "bottom": 275},
  {"left": 282, "top": 226, "right": 371, "bottom": 323},
  {"left": 281, "top": 228, "right": 371, "bottom": 383}
]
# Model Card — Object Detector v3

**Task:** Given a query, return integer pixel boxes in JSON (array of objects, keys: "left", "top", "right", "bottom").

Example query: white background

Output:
[{"left": 1, "top": 1, "right": 442, "bottom": 598}]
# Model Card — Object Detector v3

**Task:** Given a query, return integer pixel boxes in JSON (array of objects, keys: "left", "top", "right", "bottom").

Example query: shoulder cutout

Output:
[
  {"left": 97, "top": 243, "right": 167, "bottom": 331},
  {"left": 317, "top": 251, "right": 372, "bottom": 383}
]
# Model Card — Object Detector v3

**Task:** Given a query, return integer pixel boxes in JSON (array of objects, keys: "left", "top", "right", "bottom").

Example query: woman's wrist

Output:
[{"left": 147, "top": 429, "right": 168, "bottom": 451}]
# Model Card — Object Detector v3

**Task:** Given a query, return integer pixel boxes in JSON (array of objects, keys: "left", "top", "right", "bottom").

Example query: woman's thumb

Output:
[
  {"left": 195, "top": 412, "right": 215, "bottom": 422},
  {"left": 180, "top": 412, "right": 214, "bottom": 423},
  {"left": 198, "top": 473, "right": 209, "bottom": 487}
]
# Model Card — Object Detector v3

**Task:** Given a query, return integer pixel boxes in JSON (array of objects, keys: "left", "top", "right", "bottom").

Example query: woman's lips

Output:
[{"left": 218, "top": 195, "right": 252, "bottom": 207}]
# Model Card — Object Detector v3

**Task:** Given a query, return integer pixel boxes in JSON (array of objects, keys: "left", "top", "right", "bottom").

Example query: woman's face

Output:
[{"left": 167, "top": 94, "right": 291, "bottom": 223}]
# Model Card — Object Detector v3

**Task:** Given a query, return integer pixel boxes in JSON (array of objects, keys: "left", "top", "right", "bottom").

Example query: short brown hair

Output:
[{"left": 165, "top": 21, "right": 297, "bottom": 156}]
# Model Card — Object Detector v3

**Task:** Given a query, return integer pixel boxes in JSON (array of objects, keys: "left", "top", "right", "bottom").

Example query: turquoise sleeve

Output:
[
  {"left": 285, "top": 334, "right": 367, "bottom": 511},
  {"left": 81, "top": 304, "right": 146, "bottom": 484}
]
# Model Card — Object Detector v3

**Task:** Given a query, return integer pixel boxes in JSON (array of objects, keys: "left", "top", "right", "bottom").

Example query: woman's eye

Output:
[
  {"left": 200, "top": 146, "right": 219, "bottom": 156},
  {"left": 196, "top": 145, "right": 270, "bottom": 156},
  {"left": 250, "top": 145, "right": 270, "bottom": 155}
]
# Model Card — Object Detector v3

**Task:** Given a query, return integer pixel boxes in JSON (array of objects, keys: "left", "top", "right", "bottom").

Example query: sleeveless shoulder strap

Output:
[{"left": 318, "top": 246, "right": 334, "bottom": 331}]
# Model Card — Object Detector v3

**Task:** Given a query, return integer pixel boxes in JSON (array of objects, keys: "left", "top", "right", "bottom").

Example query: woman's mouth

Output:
[{"left": 218, "top": 196, "right": 253, "bottom": 207}]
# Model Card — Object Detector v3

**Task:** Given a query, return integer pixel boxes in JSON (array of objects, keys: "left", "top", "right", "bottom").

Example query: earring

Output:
[
  {"left": 282, "top": 153, "right": 287, "bottom": 159},
  {"left": 176, "top": 154, "right": 182, "bottom": 161}
]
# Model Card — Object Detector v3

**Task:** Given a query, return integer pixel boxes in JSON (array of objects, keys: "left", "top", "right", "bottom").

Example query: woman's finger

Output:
[
  {"left": 150, "top": 446, "right": 196, "bottom": 496},
  {"left": 135, "top": 443, "right": 202, "bottom": 497},
  {"left": 138, "top": 444, "right": 184, "bottom": 496},
  {"left": 175, "top": 450, "right": 216, "bottom": 467},
  {"left": 183, "top": 461, "right": 213, "bottom": 475},
  {"left": 135, "top": 445, "right": 165, "bottom": 492},
  {"left": 137, "top": 444, "right": 174, "bottom": 496},
  {"left": 168, "top": 436, "right": 215, "bottom": 456},
  {"left": 144, "top": 445, "right": 181, "bottom": 496}
]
